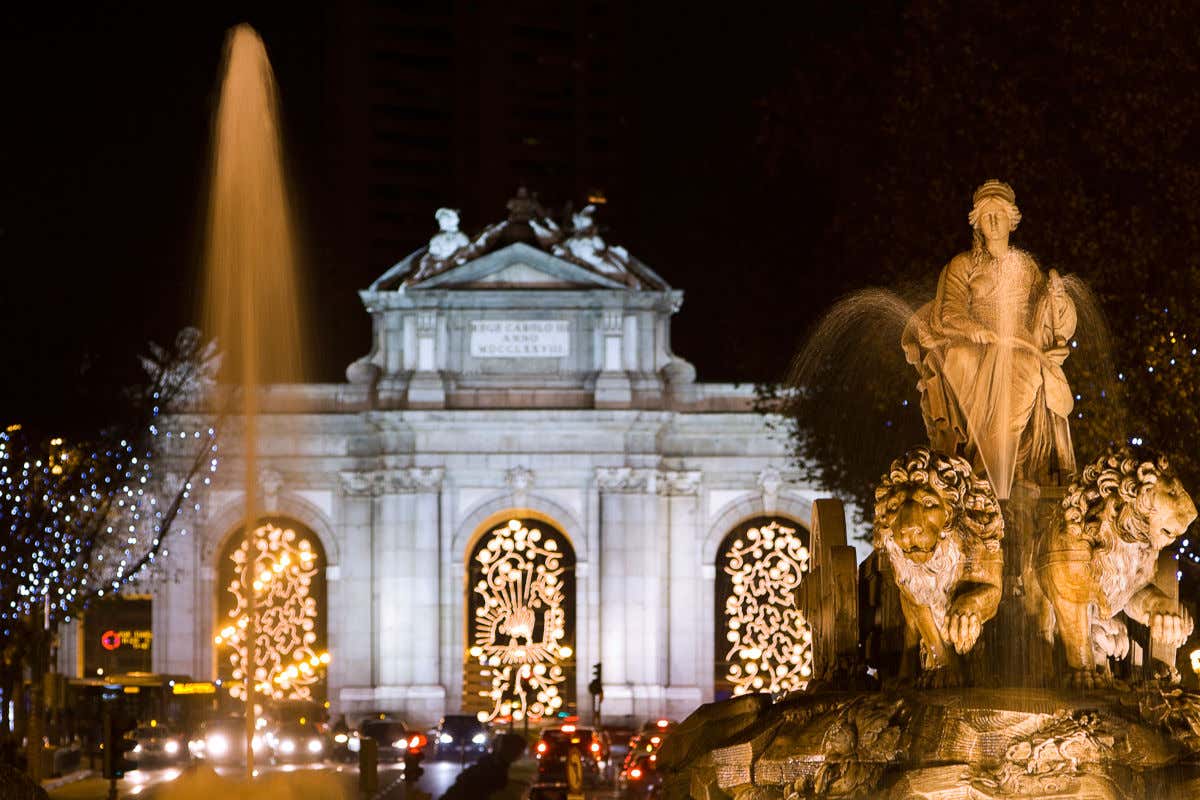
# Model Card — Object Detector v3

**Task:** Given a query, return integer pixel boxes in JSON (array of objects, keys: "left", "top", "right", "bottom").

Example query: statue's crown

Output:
[{"left": 972, "top": 179, "right": 1016, "bottom": 207}]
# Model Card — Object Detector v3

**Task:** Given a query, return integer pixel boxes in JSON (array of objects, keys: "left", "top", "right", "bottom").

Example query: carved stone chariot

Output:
[{"left": 660, "top": 182, "right": 1200, "bottom": 798}]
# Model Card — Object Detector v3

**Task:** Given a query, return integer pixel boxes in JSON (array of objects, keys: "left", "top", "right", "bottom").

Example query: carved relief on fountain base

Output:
[{"left": 659, "top": 688, "right": 1200, "bottom": 799}]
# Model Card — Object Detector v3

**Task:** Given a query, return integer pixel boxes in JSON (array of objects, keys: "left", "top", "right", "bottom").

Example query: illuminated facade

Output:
[{"left": 59, "top": 199, "right": 847, "bottom": 725}]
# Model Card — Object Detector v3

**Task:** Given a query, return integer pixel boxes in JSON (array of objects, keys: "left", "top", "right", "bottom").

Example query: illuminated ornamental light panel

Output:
[
  {"left": 215, "top": 522, "right": 329, "bottom": 702},
  {"left": 469, "top": 519, "right": 572, "bottom": 723},
  {"left": 723, "top": 520, "right": 813, "bottom": 695}
]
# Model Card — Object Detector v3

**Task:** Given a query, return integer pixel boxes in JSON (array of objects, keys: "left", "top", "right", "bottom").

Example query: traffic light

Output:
[
  {"left": 403, "top": 733, "right": 426, "bottom": 784},
  {"left": 102, "top": 711, "right": 139, "bottom": 780},
  {"left": 588, "top": 662, "right": 603, "bottom": 698}
]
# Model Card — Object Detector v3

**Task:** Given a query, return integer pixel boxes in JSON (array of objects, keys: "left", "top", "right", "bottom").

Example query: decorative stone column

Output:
[
  {"left": 335, "top": 471, "right": 378, "bottom": 707},
  {"left": 594, "top": 310, "right": 632, "bottom": 407},
  {"left": 595, "top": 466, "right": 667, "bottom": 717},
  {"left": 374, "top": 466, "right": 445, "bottom": 722},
  {"left": 407, "top": 311, "right": 446, "bottom": 407},
  {"left": 662, "top": 470, "right": 704, "bottom": 718}
]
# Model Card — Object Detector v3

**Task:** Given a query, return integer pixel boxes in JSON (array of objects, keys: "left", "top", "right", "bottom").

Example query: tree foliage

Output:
[{"left": 0, "top": 330, "right": 218, "bottom": 761}]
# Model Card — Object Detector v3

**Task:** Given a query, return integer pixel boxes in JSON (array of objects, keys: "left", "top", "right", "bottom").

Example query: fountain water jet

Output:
[{"left": 201, "top": 24, "right": 308, "bottom": 777}]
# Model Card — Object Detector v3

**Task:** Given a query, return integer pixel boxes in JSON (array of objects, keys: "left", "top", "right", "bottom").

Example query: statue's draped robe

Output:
[{"left": 902, "top": 248, "right": 1077, "bottom": 494}]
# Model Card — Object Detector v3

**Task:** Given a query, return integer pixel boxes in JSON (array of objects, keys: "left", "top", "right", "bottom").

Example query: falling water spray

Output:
[{"left": 202, "top": 24, "right": 307, "bottom": 778}]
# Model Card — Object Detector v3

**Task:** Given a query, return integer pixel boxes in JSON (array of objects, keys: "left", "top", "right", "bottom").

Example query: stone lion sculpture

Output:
[
  {"left": 1034, "top": 445, "right": 1196, "bottom": 688},
  {"left": 874, "top": 447, "right": 1004, "bottom": 686}
]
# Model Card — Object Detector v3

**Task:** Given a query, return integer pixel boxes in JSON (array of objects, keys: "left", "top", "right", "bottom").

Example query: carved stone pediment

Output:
[
  {"left": 337, "top": 471, "right": 377, "bottom": 498},
  {"left": 660, "top": 470, "right": 702, "bottom": 496},
  {"left": 381, "top": 467, "right": 445, "bottom": 494},
  {"left": 596, "top": 466, "right": 656, "bottom": 493}
]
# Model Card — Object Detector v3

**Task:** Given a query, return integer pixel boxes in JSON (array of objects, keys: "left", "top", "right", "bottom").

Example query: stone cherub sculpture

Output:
[
  {"left": 874, "top": 447, "right": 1004, "bottom": 686},
  {"left": 902, "top": 180, "right": 1077, "bottom": 499},
  {"left": 1032, "top": 446, "right": 1196, "bottom": 688}
]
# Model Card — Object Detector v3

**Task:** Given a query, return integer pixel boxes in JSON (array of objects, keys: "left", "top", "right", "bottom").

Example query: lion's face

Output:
[
  {"left": 879, "top": 485, "right": 950, "bottom": 564},
  {"left": 1146, "top": 475, "right": 1197, "bottom": 551}
]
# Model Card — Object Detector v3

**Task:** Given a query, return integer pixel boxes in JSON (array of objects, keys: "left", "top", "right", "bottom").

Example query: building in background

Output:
[
  {"left": 328, "top": 1, "right": 635, "bottom": 281},
  {"left": 59, "top": 196, "right": 838, "bottom": 726}
]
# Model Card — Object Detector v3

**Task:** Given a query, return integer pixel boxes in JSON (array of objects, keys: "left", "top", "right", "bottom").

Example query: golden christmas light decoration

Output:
[
  {"left": 216, "top": 522, "right": 328, "bottom": 702},
  {"left": 470, "top": 519, "right": 571, "bottom": 722},
  {"left": 723, "top": 520, "right": 813, "bottom": 695}
]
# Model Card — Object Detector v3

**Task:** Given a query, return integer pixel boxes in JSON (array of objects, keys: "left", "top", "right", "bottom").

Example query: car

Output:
[
  {"left": 535, "top": 724, "right": 613, "bottom": 787},
  {"left": 619, "top": 751, "right": 662, "bottom": 798},
  {"left": 129, "top": 722, "right": 187, "bottom": 765},
  {"left": 269, "top": 720, "right": 327, "bottom": 763},
  {"left": 188, "top": 717, "right": 269, "bottom": 765},
  {"left": 618, "top": 723, "right": 672, "bottom": 797},
  {"left": 358, "top": 719, "right": 412, "bottom": 763},
  {"left": 431, "top": 714, "right": 492, "bottom": 762}
]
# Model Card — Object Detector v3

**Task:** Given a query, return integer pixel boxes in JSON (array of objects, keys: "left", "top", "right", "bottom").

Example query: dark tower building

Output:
[{"left": 327, "top": 1, "right": 634, "bottom": 280}]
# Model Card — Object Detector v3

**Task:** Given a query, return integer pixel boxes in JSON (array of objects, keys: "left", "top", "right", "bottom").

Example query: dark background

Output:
[{"left": 3, "top": 1, "right": 1199, "bottom": 437}]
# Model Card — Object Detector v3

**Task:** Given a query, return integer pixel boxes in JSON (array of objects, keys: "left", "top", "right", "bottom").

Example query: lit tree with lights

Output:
[{"left": 0, "top": 328, "right": 219, "bottom": 776}]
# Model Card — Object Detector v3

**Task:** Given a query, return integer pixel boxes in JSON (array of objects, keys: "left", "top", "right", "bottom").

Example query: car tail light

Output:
[
  {"left": 630, "top": 767, "right": 643, "bottom": 779},
  {"left": 536, "top": 742, "right": 547, "bottom": 755},
  {"left": 408, "top": 734, "right": 427, "bottom": 752},
  {"left": 590, "top": 742, "right": 600, "bottom": 753}
]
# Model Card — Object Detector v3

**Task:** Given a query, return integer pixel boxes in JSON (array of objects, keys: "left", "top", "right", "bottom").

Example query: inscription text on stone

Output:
[{"left": 470, "top": 320, "right": 570, "bottom": 358}]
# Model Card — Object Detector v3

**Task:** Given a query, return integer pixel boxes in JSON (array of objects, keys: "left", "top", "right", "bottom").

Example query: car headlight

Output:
[
  {"left": 207, "top": 735, "right": 229, "bottom": 757},
  {"left": 307, "top": 739, "right": 323, "bottom": 754},
  {"left": 132, "top": 744, "right": 143, "bottom": 754},
  {"left": 188, "top": 739, "right": 205, "bottom": 755},
  {"left": 334, "top": 733, "right": 348, "bottom": 744},
  {"left": 348, "top": 734, "right": 360, "bottom": 753},
  {"left": 471, "top": 733, "right": 487, "bottom": 745},
  {"left": 439, "top": 734, "right": 453, "bottom": 745},
  {"left": 392, "top": 738, "right": 408, "bottom": 750},
  {"left": 164, "top": 740, "right": 180, "bottom": 755},
  {"left": 279, "top": 739, "right": 296, "bottom": 755}
]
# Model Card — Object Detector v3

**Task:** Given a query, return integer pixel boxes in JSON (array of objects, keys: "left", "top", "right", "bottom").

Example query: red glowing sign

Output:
[{"left": 101, "top": 630, "right": 121, "bottom": 651}]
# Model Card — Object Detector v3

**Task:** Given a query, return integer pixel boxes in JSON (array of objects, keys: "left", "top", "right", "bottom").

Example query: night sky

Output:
[{"left": 3, "top": 2, "right": 1197, "bottom": 434}]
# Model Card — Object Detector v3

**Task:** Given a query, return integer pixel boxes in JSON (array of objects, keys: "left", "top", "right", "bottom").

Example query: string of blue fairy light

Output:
[{"left": 0, "top": 399, "right": 218, "bottom": 640}]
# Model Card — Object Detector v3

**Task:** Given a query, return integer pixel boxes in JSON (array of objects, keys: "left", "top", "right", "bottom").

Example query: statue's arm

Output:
[
  {"left": 936, "top": 256, "right": 987, "bottom": 339},
  {"left": 1042, "top": 267, "right": 1078, "bottom": 344}
]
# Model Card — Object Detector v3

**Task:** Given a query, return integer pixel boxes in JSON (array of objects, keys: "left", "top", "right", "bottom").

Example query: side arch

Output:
[
  {"left": 203, "top": 490, "right": 340, "bottom": 568},
  {"left": 453, "top": 491, "right": 585, "bottom": 561},
  {"left": 702, "top": 491, "right": 813, "bottom": 566},
  {"left": 698, "top": 490, "right": 813, "bottom": 704}
]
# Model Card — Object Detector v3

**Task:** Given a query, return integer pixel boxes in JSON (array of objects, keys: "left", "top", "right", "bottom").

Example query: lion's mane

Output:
[
  {"left": 873, "top": 446, "right": 1003, "bottom": 550},
  {"left": 1062, "top": 445, "right": 1175, "bottom": 546}
]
